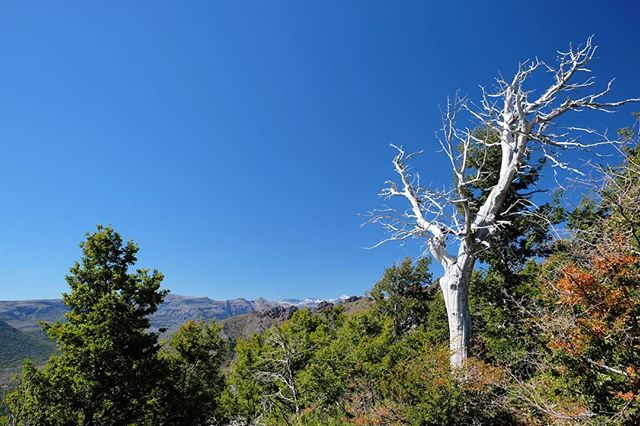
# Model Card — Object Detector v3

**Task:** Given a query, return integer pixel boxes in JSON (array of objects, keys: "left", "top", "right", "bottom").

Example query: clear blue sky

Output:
[{"left": 0, "top": 1, "right": 638, "bottom": 300}]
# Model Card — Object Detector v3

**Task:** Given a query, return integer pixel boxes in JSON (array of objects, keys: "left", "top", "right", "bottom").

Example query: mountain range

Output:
[{"left": 0, "top": 294, "right": 354, "bottom": 334}]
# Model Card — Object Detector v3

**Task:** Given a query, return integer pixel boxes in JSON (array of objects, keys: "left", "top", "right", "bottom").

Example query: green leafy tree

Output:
[
  {"left": 159, "top": 320, "right": 228, "bottom": 425},
  {"left": 6, "top": 226, "right": 167, "bottom": 426},
  {"left": 369, "top": 257, "right": 436, "bottom": 337},
  {"left": 221, "top": 334, "right": 266, "bottom": 425},
  {"left": 222, "top": 308, "right": 339, "bottom": 425}
]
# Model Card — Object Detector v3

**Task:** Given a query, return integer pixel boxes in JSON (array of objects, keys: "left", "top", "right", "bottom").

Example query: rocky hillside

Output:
[
  {"left": 219, "top": 296, "right": 371, "bottom": 344},
  {"left": 219, "top": 305, "right": 300, "bottom": 343}
]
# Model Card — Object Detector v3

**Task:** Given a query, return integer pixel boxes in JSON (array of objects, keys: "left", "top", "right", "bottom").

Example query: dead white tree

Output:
[
  {"left": 368, "top": 37, "right": 639, "bottom": 368},
  {"left": 254, "top": 326, "right": 305, "bottom": 425}
]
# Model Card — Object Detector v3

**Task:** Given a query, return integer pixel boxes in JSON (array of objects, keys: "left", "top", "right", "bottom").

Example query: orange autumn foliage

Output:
[
  {"left": 547, "top": 236, "right": 640, "bottom": 412},
  {"left": 553, "top": 245, "right": 639, "bottom": 357}
]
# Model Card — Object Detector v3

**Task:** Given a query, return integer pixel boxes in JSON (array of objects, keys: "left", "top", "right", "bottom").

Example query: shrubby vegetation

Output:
[{"left": 2, "top": 136, "right": 640, "bottom": 425}]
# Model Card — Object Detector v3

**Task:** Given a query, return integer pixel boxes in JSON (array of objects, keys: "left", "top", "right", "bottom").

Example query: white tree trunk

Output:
[{"left": 439, "top": 253, "right": 475, "bottom": 368}]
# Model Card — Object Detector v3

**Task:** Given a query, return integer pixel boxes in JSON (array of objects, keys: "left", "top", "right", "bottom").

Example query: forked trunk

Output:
[{"left": 439, "top": 254, "right": 475, "bottom": 369}]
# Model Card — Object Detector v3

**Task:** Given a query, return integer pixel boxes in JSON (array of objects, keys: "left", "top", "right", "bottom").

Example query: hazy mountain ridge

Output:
[
  {"left": 0, "top": 294, "right": 356, "bottom": 334},
  {"left": 0, "top": 299, "right": 68, "bottom": 333}
]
